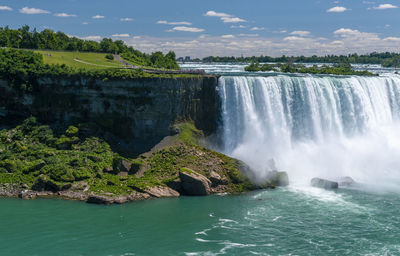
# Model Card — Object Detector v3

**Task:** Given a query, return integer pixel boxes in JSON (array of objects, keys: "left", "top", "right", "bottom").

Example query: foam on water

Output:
[{"left": 218, "top": 75, "right": 400, "bottom": 190}]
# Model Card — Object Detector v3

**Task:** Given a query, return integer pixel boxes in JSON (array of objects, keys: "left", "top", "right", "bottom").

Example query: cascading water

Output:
[{"left": 218, "top": 75, "right": 400, "bottom": 188}]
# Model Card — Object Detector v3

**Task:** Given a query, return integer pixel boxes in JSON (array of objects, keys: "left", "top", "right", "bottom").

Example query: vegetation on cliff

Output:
[
  {"left": 0, "top": 26, "right": 179, "bottom": 70},
  {"left": 245, "top": 62, "right": 377, "bottom": 76},
  {"left": 0, "top": 117, "right": 260, "bottom": 203}
]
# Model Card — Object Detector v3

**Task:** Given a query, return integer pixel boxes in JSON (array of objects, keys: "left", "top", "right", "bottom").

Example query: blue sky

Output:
[{"left": 1, "top": 0, "right": 400, "bottom": 57}]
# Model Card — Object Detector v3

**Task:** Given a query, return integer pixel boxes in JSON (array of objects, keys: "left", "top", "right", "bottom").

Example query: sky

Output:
[{"left": 1, "top": 0, "right": 400, "bottom": 57}]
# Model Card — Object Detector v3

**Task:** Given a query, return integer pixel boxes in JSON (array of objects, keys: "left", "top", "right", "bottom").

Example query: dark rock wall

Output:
[{"left": 0, "top": 76, "right": 220, "bottom": 156}]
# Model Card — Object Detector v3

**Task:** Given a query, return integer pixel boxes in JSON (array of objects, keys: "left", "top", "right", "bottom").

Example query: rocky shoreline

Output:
[
  {"left": 0, "top": 119, "right": 288, "bottom": 205},
  {"left": 0, "top": 166, "right": 286, "bottom": 205}
]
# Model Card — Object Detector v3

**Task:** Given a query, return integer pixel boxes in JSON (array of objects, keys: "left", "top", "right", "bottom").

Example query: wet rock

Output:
[
  {"left": 266, "top": 171, "right": 289, "bottom": 186},
  {"left": 145, "top": 186, "right": 180, "bottom": 198},
  {"left": 86, "top": 194, "right": 115, "bottom": 205},
  {"left": 311, "top": 178, "right": 338, "bottom": 189},
  {"left": 86, "top": 192, "right": 151, "bottom": 204},
  {"left": 58, "top": 191, "right": 88, "bottom": 201},
  {"left": 19, "top": 190, "right": 54, "bottom": 200},
  {"left": 179, "top": 168, "right": 211, "bottom": 196},
  {"left": 337, "top": 176, "right": 356, "bottom": 187}
]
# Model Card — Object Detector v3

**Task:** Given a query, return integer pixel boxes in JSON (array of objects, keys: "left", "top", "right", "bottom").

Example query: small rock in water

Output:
[
  {"left": 336, "top": 176, "right": 356, "bottom": 187},
  {"left": 311, "top": 178, "right": 338, "bottom": 190}
]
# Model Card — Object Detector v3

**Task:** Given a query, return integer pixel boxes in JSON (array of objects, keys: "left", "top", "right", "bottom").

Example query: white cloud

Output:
[
  {"left": 167, "top": 26, "right": 205, "bottom": 33},
  {"left": 204, "top": 10, "right": 230, "bottom": 17},
  {"left": 231, "top": 25, "right": 247, "bottom": 29},
  {"left": 54, "top": 13, "right": 77, "bottom": 17},
  {"left": 373, "top": 4, "right": 398, "bottom": 10},
  {"left": 0, "top": 6, "right": 12, "bottom": 11},
  {"left": 327, "top": 6, "right": 348, "bottom": 12},
  {"left": 250, "top": 27, "right": 265, "bottom": 31},
  {"left": 112, "top": 34, "right": 130, "bottom": 37},
  {"left": 157, "top": 20, "right": 192, "bottom": 25},
  {"left": 221, "top": 34, "right": 235, "bottom": 38},
  {"left": 123, "top": 27, "right": 400, "bottom": 58},
  {"left": 221, "top": 17, "right": 246, "bottom": 23},
  {"left": 120, "top": 18, "right": 133, "bottom": 22},
  {"left": 238, "top": 33, "right": 259, "bottom": 37},
  {"left": 80, "top": 35, "right": 101, "bottom": 41},
  {"left": 333, "top": 28, "right": 378, "bottom": 38},
  {"left": 82, "top": 22, "right": 88, "bottom": 25},
  {"left": 204, "top": 10, "right": 246, "bottom": 23},
  {"left": 383, "top": 37, "right": 400, "bottom": 42},
  {"left": 290, "top": 30, "right": 311, "bottom": 36},
  {"left": 284, "top": 36, "right": 308, "bottom": 42},
  {"left": 20, "top": 7, "right": 50, "bottom": 14},
  {"left": 92, "top": 15, "right": 104, "bottom": 19}
]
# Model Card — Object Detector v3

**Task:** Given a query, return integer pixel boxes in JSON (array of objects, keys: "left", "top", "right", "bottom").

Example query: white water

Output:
[{"left": 219, "top": 75, "right": 400, "bottom": 188}]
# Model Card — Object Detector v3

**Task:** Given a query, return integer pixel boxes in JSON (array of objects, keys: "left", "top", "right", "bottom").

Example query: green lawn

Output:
[{"left": 35, "top": 50, "right": 125, "bottom": 69}]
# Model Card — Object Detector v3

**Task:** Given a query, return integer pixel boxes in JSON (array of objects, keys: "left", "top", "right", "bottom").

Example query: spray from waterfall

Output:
[{"left": 218, "top": 75, "right": 400, "bottom": 188}]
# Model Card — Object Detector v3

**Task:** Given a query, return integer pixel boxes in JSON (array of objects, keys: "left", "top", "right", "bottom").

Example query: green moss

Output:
[
  {"left": 66, "top": 126, "right": 79, "bottom": 137},
  {"left": 181, "top": 167, "right": 194, "bottom": 174}
]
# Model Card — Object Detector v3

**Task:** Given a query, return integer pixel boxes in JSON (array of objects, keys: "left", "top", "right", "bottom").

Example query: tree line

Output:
[
  {"left": 0, "top": 26, "right": 179, "bottom": 70},
  {"left": 203, "top": 52, "right": 400, "bottom": 68}
]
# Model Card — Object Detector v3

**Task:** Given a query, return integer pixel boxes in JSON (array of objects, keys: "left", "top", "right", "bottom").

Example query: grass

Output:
[{"left": 35, "top": 50, "right": 125, "bottom": 70}]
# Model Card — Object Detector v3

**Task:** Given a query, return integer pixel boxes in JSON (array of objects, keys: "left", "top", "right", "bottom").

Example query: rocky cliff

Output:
[{"left": 0, "top": 75, "right": 220, "bottom": 156}]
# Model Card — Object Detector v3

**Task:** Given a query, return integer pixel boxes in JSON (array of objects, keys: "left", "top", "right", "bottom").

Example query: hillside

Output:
[
  {"left": 0, "top": 26, "right": 179, "bottom": 70},
  {"left": 35, "top": 50, "right": 124, "bottom": 69}
]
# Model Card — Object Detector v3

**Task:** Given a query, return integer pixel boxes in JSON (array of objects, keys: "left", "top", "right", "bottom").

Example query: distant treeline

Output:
[
  {"left": 202, "top": 53, "right": 400, "bottom": 68},
  {"left": 0, "top": 26, "right": 179, "bottom": 70}
]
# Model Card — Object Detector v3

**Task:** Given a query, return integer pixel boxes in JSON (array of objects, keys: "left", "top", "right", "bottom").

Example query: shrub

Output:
[{"left": 105, "top": 54, "right": 114, "bottom": 60}]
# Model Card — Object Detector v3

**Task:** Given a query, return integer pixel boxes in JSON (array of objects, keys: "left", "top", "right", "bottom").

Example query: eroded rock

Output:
[
  {"left": 337, "top": 176, "right": 356, "bottom": 187},
  {"left": 311, "top": 178, "right": 338, "bottom": 189},
  {"left": 179, "top": 168, "right": 211, "bottom": 196},
  {"left": 209, "top": 170, "right": 229, "bottom": 187},
  {"left": 145, "top": 186, "right": 180, "bottom": 198}
]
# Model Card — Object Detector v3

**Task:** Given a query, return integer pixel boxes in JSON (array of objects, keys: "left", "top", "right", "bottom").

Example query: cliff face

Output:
[{"left": 0, "top": 76, "right": 220, "bottom": 156}]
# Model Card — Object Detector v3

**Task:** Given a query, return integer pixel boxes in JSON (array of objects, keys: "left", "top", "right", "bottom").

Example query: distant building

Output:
[
  {"left": 185, "top": 56, "right": 191, "bottom": 61},
  {"left": 177, "top": 57, "right": 184, "bottom": 62}
]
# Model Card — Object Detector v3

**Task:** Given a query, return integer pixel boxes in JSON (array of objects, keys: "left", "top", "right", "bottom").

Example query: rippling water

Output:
[
  {"left": 1, "top": 186, "right": 399, "bottom": 255},
  {"left": 2, "top": 63, "right": 400, "bottom": 255}
]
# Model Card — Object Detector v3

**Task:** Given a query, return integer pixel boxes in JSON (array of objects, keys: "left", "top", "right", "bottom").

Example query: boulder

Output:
[
  {"left": 337, "top": 176, "right": 356, "bottom": 187},
  {"left": 118, "top": 160, "right": 131, "bottom": 173},
  {"left": 164, "top": 178, "right": 182, "bottom": 193},
  {"left": 179, "top": 168, "right": 211, "bottom": 196},
  {"left": 145, "top": 186, "right": 180, "bottom": 198},
  {"left": 311, "top": 178, "right": 338, "bottom": 189},
  {"left": 209, "top": 170, "right": 229, "bottom": 186},
  {"left": 58, "top": 191, "right": 88, "bottom": 201},
  {"left": 266, "top": 171, "right": 289, "bottom": 186}
]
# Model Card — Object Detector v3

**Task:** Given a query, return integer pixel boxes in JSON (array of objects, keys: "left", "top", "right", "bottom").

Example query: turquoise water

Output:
[{"left": 1, "top": 186, "right": 399, "bottom": 256}]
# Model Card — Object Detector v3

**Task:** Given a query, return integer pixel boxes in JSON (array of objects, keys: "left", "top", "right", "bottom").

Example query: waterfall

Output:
[{"left": 219, "top": 75, "right": 400, "bottom": 186}]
